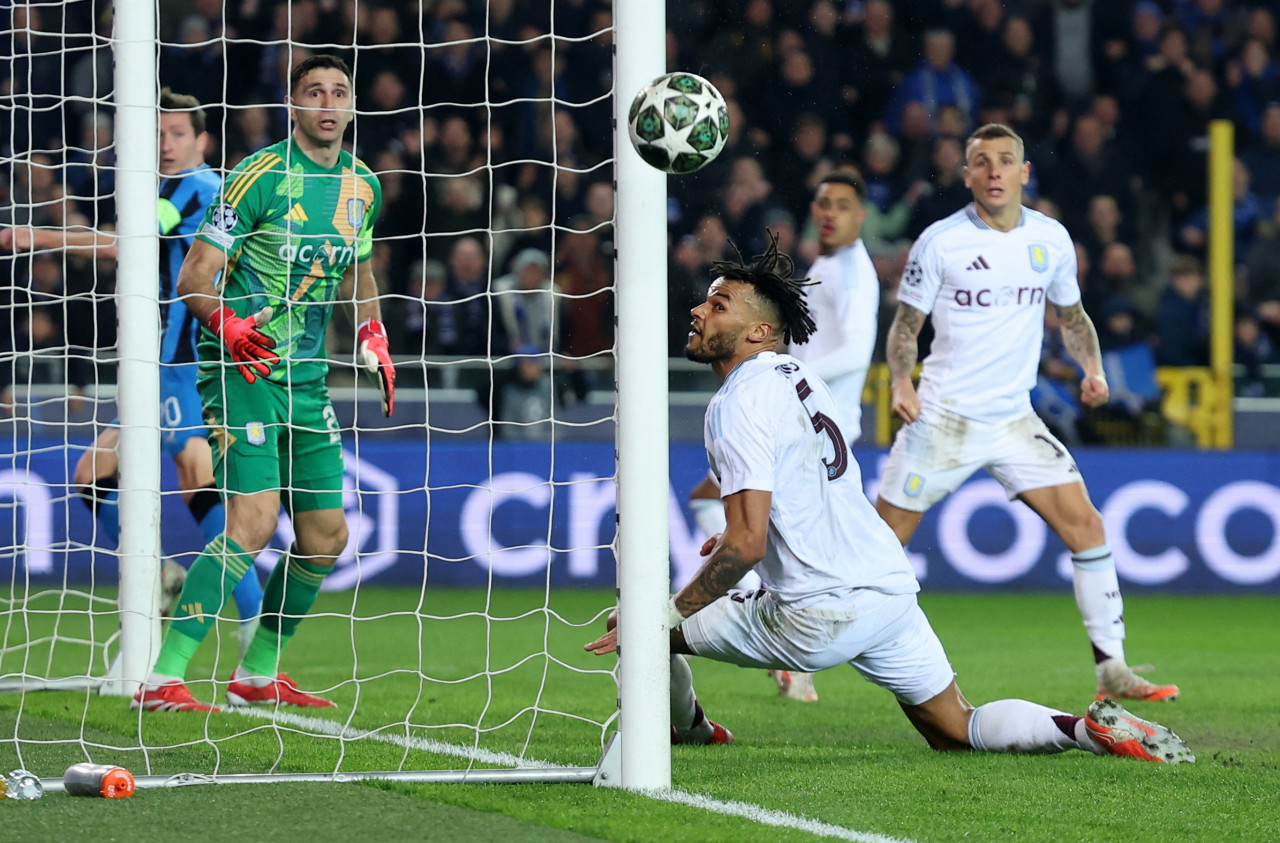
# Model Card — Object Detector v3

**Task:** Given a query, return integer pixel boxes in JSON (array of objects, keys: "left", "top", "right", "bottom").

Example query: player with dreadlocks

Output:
[{"left": 585, "top": 234, "right": 1194, "bottom": 763}]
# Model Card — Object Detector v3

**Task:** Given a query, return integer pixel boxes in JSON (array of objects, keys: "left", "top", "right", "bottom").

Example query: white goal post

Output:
[{"left": 0, "top": 0, "right": 673, "bottom": 792}]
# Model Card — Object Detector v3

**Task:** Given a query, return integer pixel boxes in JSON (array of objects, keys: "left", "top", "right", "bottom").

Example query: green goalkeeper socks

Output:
[
  {"left": 153, "top": 535, "right": 256, "bottom": 678},
  {"left": 239, "top": 550, "right": 329, "bottom": 678}
]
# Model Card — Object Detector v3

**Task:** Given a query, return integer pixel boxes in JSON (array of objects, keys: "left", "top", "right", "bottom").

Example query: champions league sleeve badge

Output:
[{"left": 211, "top": 203, "right": 239, "bottom": 231}]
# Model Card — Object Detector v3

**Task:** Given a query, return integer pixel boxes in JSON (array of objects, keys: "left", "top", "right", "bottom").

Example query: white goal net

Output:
[{"left": 0, "top": 0, "right": 672, "bottom": 790}]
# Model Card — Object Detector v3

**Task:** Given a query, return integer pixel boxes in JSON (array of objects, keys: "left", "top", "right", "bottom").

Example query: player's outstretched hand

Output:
[
  {"left": 584, "top": 626, "right": 618, "bottom": 656},
  {"left": 208, "top": 305, "right": 278, "bottom": 384},
  {"left": 0, "top": 227, "right": 34, "bottom": 252},
  {"left": 357, "top": 318, "right": 396, "bottom": 416},
  {"left": 1081, "top": 373, "right": 1109, "bottom": 407},
  {"left": 584, "top": 607, "right": 619, "bottom": 655},
  {"left": 890, "top": 378, "right": 922, "bottom": 423}
]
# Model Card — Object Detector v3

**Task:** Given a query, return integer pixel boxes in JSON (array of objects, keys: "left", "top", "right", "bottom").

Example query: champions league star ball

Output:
[{"left": 627, "top": 72, "right": 730, "bottom": 174}]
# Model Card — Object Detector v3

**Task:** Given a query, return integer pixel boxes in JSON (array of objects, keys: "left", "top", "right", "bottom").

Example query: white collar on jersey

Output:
[{"left": 965, "top": 202, "right": 1027, "bottom": 230}]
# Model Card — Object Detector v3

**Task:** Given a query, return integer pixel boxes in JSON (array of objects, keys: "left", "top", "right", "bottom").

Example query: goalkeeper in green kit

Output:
[{"left": 133, "top": 55, "right": 395, "bottom": 712}]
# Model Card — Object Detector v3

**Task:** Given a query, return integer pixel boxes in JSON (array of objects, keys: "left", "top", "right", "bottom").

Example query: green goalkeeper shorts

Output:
[{"left": 198, "top": 370, "right": 344, "bottom": 513}]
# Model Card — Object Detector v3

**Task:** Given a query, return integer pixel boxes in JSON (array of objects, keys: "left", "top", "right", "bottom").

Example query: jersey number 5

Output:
[{"left": 795, "top": 378, "right": 849, "bottom": 481}]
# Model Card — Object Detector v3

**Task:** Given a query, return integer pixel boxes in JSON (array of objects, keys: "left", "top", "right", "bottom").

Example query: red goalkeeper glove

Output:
[
  {"left": 207, "top": 305, "right": 278, "bottom": 384},
  {"left": 357, "top": 318, "right": 395, "bottom": 416}
]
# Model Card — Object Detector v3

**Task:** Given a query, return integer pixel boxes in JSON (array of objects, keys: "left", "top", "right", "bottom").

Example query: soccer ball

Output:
[{"left": 627, "top": 72, "right": 730, "bottom": 174}]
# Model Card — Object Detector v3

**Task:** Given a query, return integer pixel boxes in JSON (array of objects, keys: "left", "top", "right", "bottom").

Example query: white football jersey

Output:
[
  {"left": 704, "top": 351, "right": 919, "bottom": 605},
  {"left": 898, "top": 204, "right": 1080, "bottom": 424},
  {"left": 787, "top": 239, "right": 879, "bottom": 441}
]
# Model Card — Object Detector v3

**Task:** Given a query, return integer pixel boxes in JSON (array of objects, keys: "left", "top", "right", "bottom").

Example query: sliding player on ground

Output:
[
  {"left": 687, "top": 172, "right": 881, "bottom": 703},
  {"left": 877, "top": 123, "right": 1178, "bottom": 702},
  {"left": 133, "top": 55, "right": 395, "bottom": 712},
  {"left": 587, "top": 235, "right": 1192, "bottom": 765}
]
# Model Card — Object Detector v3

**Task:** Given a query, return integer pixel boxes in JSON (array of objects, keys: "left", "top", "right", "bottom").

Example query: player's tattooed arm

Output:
[
  {"left": 1054, "top": 301, "right": 1104, "bottom": 373},
  {"left": 674, "top": 488, "right": 771, "bottom": 616},
  {"left": 887, "top": 303, "right": 925, "bottom": 382},
  {"left": 1054, "top": 301, "right": 1110, "bottom": 406},
  {"left": 585, "top": 489, "right": 768, "bottom": 657},
  {"left": 678, "top": 543, "right": 758, "bottom": 614},
  {"left": 887, "top": 303, "right": 926, "bottom": 422}
]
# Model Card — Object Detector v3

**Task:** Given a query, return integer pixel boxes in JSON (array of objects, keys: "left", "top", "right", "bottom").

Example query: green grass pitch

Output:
[{"left": 1, "top": 588, "right": 1276, "bottom": 841}]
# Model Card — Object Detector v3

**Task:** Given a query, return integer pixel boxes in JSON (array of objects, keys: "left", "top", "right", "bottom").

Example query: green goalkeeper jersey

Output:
[{"left": 195, "top": 136, "right": 382, "bottom": 386}]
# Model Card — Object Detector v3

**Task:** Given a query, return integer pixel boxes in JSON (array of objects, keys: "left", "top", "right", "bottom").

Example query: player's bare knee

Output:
[
  {"left": 1060, "top": 504, "right": 1106, "bottom": 550},
  {"left": 294, "top": 516, "right": 348, "bottom": 562}
]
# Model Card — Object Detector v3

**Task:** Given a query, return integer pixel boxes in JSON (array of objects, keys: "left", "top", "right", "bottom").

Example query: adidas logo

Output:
[
  {"left": 289, "top": 203, "right": 309, "bottom": 222},
  {"left": 965, "top": 256, "right": 991, "bottom": 270}
]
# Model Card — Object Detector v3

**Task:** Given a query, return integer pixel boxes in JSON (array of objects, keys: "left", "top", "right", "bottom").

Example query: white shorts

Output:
[
  {"left": 878, "top": 408, "right": 1081, "bottom": 513},
  {"left": 680, "top": 589, "right": 954, "bottom": 705}
]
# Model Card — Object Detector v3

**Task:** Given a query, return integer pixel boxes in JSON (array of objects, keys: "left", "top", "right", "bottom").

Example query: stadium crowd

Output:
[{"left": 3, "top": 0, "right": 1280, "bottom": 431}]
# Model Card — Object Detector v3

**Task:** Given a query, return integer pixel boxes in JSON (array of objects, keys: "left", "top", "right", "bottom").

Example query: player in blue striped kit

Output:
[{"left": 0, "top": 89, "right": 263, "bottom": 649}]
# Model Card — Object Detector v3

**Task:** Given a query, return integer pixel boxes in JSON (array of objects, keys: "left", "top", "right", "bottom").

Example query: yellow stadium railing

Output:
[{"left": 865, "top": 363, "right": 1231, "bottom": 449}]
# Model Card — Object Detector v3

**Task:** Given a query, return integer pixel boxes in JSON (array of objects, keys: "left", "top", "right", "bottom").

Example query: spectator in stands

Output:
[
  {"left": 1243, "top": 199, "right": 1280, "bottom": 348},
  {"left": 771, "top": 113, "right": 832, "bottom": 223},
  {"left": 372, "top": 147, "right": 427, "bottom": 274},
  {"left": 704, "top": 0, "right": 776, "bottom": 93},
  {"left": 841, "top": 0, "right": 913, "bottom": 140},
  {"left": 557, "top": 219, "right": 613, "bottom": 362},
  {"left": 6, "top": 5, "right": 69, "bottom": 153},
  {"left": 1239, "top": 103, "right": 1280, "bottom": 208},
  {"left": 1078, "top": 194, "right": 1130, "bottom": 269},
  {"left": 493, "top": 248, "right": 561, "bottom": 356},
  {"left": 160, "top": 15, "right": 225, "bottom": 112},
  {"left": 751, "top": 43, "right": 840, "bottom": 152},
  {"left": 356, "top": 69, "right": 411, "bottom": 159},
  {"left": 496, "top": 344, "right": 555, "bottom": 440},
  {"left": 907, "top": 137, "right": 969, "bottom": 240},
  {"left": 1093, "top": 241, "right": 1150, "bottom": 318},
  {"left": 224, "top": 106, "right": 278, "bottom": 166},
  {"left": 885, "top": 29, "right": 982, "bottom": 135},
  {"left": 954, "top": 0, "right": 1007, "bottom": 88},
  {"left": 439, "top": 236, "right": 494, "bottom": 357},
  {"left": 1226, "top": 36, "right": 1280, "bottom": 140},
  {"left": 62, "top": 112, "right": 116, "bottom": 229},
  {"left": 1154, "top": 255, "right": 1210, "bottom": 367},
  {"left": 1130, "top": 26, "right": 1202, "bottom": 213},
  {"left": 355, "top": 5, "right": 421, "bottom": 100},
  {"left": 1235, "top": 312, "right": 1277, "bottom": 396},
  {"left": 1052, "top": 114, "right": 1137, "bottom": 235},
  {"left": 405, "top": 258, "right": 449, "bottom": 358},
  {"left": 1032, "top": 0, "right": 1129, "bottom": 112},
  {"left": 856, "top": 132, "right": 928, "bottom": 255},
  {"left": 1176, "top": 0, "right": 1243, "bottom": 70},
  {"left": 1177, "top": 158, "right": 1265, "bottom": 263},
  {"left": 980, "top": 14, "right": 1057, "bottom": 139}
]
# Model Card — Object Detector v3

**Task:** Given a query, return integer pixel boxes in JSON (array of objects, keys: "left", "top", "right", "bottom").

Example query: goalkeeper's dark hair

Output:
[
  {"left": 710, "top": 231, "right": 818, "bottom": 345},
  {"left": 160, "top": 88, "right": 206, "bottom": 136},
  {"left": 290, "top": 54, "right": 353, "bottom": 96}
]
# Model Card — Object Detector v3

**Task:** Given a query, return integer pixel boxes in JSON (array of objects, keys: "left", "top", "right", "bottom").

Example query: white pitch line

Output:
[{"left": 232, "top": 708, "right": 917, "bottom": 843}]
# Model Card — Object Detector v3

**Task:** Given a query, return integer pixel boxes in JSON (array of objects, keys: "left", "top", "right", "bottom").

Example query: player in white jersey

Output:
[
  {"left": 686, "top": 173, "right": 881, "bottom": 703},
  {"left": 585, "top": 235, "right": 1192, "bottom": 764},
  {"left": 876, "top": 123, "right": 1179, "bottom": 703}
]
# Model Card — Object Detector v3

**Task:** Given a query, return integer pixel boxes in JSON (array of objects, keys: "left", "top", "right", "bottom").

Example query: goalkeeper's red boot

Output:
[
  {"left": 131, "top": 681, "right": 221, "bottom": 713},
  {"left": 671, "top": 703, "right": 734, "bottom": 745},
  {"left": 226, "top": 672, "right": 336, "bottom": 708}
]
